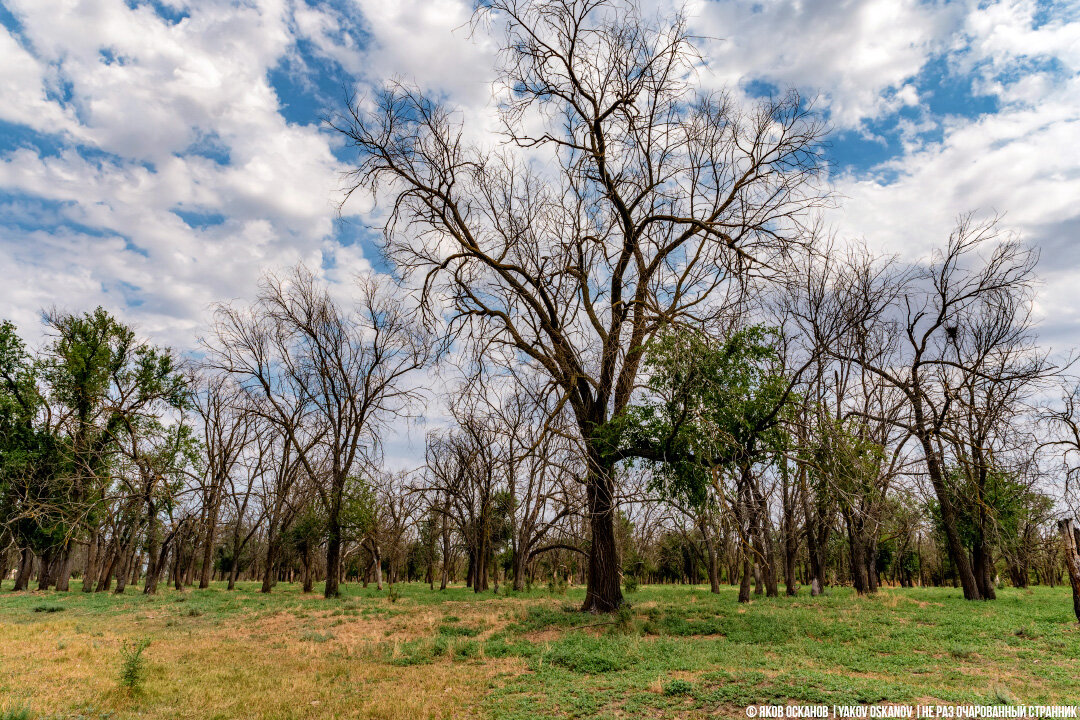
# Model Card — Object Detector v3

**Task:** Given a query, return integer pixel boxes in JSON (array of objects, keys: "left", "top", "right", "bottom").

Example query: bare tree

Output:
[
  {"left": 190, "top": 369, "right": 257, "bottom": 589},
  {"left": 797, "top": 218, "right": 1047, "bottom": 600},
  {"left": 333, "top": 0, "right": 826, "bottom": 611},
  {"left": 207, "top": 268, "right": 429, "bottom": 598}
]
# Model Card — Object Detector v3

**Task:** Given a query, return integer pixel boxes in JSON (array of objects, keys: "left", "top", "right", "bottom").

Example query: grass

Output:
[{"left": 0, "top": 581, "right": 1078, "bottom": 719}]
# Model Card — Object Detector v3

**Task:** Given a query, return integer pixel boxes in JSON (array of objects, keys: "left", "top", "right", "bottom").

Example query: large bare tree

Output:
[{"left": 333, "top": 0, "right": 825, "bottom": 611}]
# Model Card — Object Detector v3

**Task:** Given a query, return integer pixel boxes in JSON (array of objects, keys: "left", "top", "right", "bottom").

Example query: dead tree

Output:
[{"left": 332, "top": 0, "right": 826, "bottom": 611}]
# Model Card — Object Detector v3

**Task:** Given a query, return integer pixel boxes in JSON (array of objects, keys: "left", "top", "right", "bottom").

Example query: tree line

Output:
[{"left": 1, "top": 0, "right": 1079, "bottom": 619}]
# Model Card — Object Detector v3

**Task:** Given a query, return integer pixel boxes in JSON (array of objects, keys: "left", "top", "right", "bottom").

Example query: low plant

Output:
[
  {"left": 663, "top": 679, "right": 693, "bottom": 696},
  {"left": 118, "top": 638, "right": 151, "bottom": 692}
]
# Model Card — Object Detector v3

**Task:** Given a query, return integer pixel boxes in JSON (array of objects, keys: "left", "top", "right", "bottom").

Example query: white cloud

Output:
[
  {"left": 0, "top": 0, "right": 1078, "bottom": 463},
  {"left": 0, "top": 0, "right": 360, "bottom": 350}
]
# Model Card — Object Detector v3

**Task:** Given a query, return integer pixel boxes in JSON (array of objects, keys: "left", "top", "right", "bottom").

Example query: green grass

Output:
[{"left": 1, "top": 580, "right": 1078, "bottom": 719}]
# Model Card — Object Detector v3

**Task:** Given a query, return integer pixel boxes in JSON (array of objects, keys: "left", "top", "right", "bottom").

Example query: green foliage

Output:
[
  {"left": 606, "top": 325, "right": 794, "bottom": 507},
  {"left": 118, "top": 638, "right": 150, "bottom": 692},
  {"left": 544, "top": 636, "right": 637, "bottom": 674},
  {"left": 663, "top": 679, "right": 693, "bottom": 696}
]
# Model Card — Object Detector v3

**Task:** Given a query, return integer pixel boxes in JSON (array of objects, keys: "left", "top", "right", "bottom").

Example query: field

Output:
[{"left": 1, "top": 582, "right": 1078, "bottom": 720}]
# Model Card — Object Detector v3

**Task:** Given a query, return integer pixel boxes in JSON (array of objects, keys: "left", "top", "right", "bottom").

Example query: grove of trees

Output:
[{"left": 2, "top": 0, "right": 1079, "bottom": 621}]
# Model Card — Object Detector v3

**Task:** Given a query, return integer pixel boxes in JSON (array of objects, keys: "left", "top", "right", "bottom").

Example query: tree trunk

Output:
[
  {"left": 37, "top": 548, "right": 56, "bottom": 590},
  {"left": 581, "top": 462, "right": 623, "bottom": 613},
  {"left": 13, "top": 547, "right": 33, "bottom": 591},
  {"left": 973, "top": 537, "right": 996, "bottom": 600},
  {"left": 738, "top": 555, "right": 752, "bottom": 603},
  {"left": 324, "top": 485, "right": 343, "bottom": 598},
  {"left": 261, "top": 522, "right": 278, "bottom": 594},
  {"left": 915, "top": 429, "right": 981, "bottom": 599},
  {"left": 83, "top": 527, "right": 99, "bottom": 593},
  {"left": 373, "top": 540, "right": 384, "bottom": 592},
  {"left": 302, "top": 551, "right": 313, "bottom": 593},
  {"left": 199, "top": 500, "right": 220, "bottom": 589},
  {"left": 849, "top": 527, "right": 869, "bottom": 595},
  {"left": 54, "top": 545, "right": 74, "bottom": 591},
  {"left": 701, "top": 519, "right": 720, "bottom": 595},
  {"left": 1058, "top": 518, "right": 1080, "bottom": 623}
]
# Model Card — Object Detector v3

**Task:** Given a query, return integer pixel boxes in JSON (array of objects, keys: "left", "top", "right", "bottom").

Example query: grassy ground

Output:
[{"left": 1, "top": 581, "right": 1078, "bottom": 720}]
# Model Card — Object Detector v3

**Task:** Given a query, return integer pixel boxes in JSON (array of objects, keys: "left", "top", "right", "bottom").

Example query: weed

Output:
[
  {"left": 118, "top": 638, "right": 150, "bottom": 692},
  {"left": 663, "top": 679, "right": 693, "bottom": 696}
]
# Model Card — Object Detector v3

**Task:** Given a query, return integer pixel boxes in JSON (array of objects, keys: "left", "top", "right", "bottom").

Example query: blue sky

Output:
[{"left": 1, "top": 0, "right": 1079, "bottom": 367}]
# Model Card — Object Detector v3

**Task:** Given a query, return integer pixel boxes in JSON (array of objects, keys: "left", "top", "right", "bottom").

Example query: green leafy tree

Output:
[{"left": 610, "top": 324, "right": 798, "bottom": 600}]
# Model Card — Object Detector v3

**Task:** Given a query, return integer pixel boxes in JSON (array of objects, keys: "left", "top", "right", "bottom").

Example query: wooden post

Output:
[{"left": 1059, "top": 518, "right": 1080, "bottom": 623}]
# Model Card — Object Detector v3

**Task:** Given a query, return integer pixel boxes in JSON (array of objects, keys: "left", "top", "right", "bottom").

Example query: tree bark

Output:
[
  {"left": 581, "top": 462, "right": 622, "bottom": 613},
  {"left": 915, "top": 419, "right": 981, "bottom": 599},
  {"left": 324, "top": 500, "right": 342, "bottom": 598},
  {"left": 13, "top": 547, "right": 33, "bottom": 591},
  {"left": 199, "top": 498, "right": 221, "bottom": 589},
  {"left": 83, "top": 527, "right": 99, "bottom": 593},
  {"left": 1058, "top": 518, "right": 1080, "bottom": 623},
  {"left": 54, "top": 545, "right": 73, "bottom": 591}
]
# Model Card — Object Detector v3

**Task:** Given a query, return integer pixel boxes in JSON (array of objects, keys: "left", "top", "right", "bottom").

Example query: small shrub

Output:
[
  {"left": 623, "top": 575, "right": 639, "bottom": 594},
  {"left": 663, "top": 679, "right": 693, "bottom": 696},
  {"left": 118, "top": 638, "right": 151, "bottom": 692},
  {"left": 387, "top": 585, "right": 400, "bottom": 603}
]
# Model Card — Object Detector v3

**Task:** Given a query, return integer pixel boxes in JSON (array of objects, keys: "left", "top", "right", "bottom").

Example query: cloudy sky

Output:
[{"left": 1, "top": 0, "right": 1078, "bottom": 451}]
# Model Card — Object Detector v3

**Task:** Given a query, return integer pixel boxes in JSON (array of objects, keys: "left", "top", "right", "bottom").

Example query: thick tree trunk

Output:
[
  {"left": 37, "top": 548, "right": 56, "bottom": 590},
  {"left": 199, "top": 502, "right": 220, "bottom": 589},
  {"left": 581, "top": 462, "right": 622, "bottom": 613},
  {"left": 738, "top": 555, "right": 752, "bottom": 603},
  {"left": 302, "top": 551, "right": 313, "bottom": 593},
  {"left": 261, "top": 522, "right": 278, "bottom": 594},
  {"left": 512, "top": 546, "right": 528, "bottom": 592},
  {"left": 849, "top": 527, "right": 870, "bottom": 595},
  {"left": 324, "top": 503, "right": 342, "bottom": 598},
  {"left": 54, "top": 545, "right": 74, "bottom": 591},
  {"left": 373, "top": 541, "right": 383, "bottom": 591},
  {"left": 13, "top": 547, "right": 33, "bottom": 591},
  {"left": 1058, "top": 519, "right": 1080, "bottom": 623},
  {"left": 83, "top": 528, "right": 99, "bottom": 593}
]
